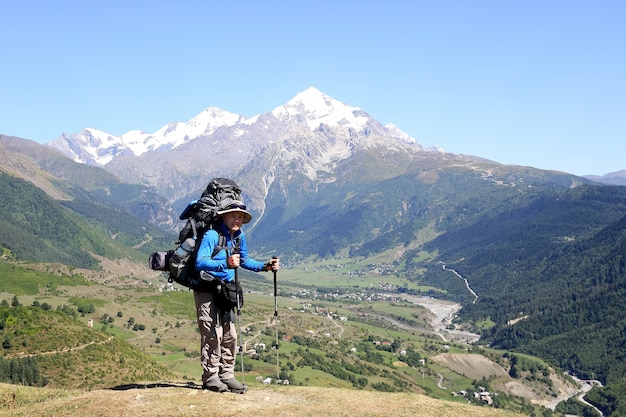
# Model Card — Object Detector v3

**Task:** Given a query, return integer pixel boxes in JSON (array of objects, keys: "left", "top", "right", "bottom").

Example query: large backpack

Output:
[{"left": 149, "top": 178, "right": 243, "bottom": 290}]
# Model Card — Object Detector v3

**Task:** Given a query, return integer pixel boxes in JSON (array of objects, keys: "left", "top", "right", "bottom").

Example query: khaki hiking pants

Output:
[{"left": 194, "top": 289, "right": 237, "bottom": 384}]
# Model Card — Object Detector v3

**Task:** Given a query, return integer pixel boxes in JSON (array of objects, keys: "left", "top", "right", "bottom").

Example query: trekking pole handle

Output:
[
  {"left": 228, "top": 242, "right": 241, "bottom": 269},
  {"left": 230, "top": 237, "right": 241, "bottom": 268}
]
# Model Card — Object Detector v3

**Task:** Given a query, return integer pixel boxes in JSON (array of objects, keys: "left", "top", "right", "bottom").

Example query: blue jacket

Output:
[{"left": 195, "top": 222, "right": 265, "bottom": 283}]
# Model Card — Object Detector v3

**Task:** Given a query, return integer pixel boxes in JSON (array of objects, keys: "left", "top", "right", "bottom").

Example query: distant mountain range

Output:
[
  {"left": 46, "top": 86, "right": 626, "bottom": 186},
  {"left": 45, "top": 87, "right": 447, "bottom": 217},
  {"left": 585, "top": 170, "right": 626, "bottom": 186},
  {"left": 2, "top": 87, "right": 626, "bottom": 413},
  {"left": 47, "top": 87, "right": 432, "bottom": 165}
]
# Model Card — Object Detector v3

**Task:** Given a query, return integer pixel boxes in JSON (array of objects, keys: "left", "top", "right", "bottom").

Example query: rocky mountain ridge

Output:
[{"left": 47, "top": 87, "right": 433, "bottom": 173}]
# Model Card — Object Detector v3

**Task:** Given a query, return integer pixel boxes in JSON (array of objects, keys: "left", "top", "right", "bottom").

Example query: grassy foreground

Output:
[{"left": 0, "top": 383, "right": 525, "bottom": 417}]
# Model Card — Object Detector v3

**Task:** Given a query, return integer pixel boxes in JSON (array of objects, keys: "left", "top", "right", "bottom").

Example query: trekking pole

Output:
[
  {"left": 233, "top": 247, "right": 245, "bottom": 386},
  {"left": 272, "top": 256, "right": 279, "bottom": 382}
]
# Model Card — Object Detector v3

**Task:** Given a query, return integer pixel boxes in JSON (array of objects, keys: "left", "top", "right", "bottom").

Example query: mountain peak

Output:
[
  {"left": 187, "top": 106, "right": 246, "bottom": 132},
  {"left": 272, "top": 87, "right": 368, "bottom": 131},
  {"left": 288, "top": 86, "right": 336, "bottom": 108}
]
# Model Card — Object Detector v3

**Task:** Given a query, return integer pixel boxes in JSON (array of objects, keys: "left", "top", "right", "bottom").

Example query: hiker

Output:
[{"left": 194, "top": 200, "right": 280, "bottom": 393}]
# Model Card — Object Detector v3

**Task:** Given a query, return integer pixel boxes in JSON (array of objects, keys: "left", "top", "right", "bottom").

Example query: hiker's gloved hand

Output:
[
  {"left": 227, "top": 253, "right": 241, "bottom": 269},
  {"left": 264, "top": 258, "right": 280, "bottom": 271}
]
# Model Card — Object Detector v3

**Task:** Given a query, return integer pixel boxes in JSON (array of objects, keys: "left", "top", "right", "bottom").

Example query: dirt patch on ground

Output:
[
  {"left": 91, "top": 254, "right": 156, "bottom": 279},
  {"left": 503, "top": 380, "right": 538, "bottom": 398},
  {"left": 432, "top": 353, "right": 509, "bottom": 380}
]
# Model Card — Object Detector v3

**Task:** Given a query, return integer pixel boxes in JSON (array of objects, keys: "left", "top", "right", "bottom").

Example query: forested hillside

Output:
[
  {"left": 0, "top": 171, "right": 172, "bottom": 268},
  {"left": 253, "top": 160, "right": 591, "bottom": 260},
  {"left": 415, "top": 184, "right": 626, "bottom": 415}
]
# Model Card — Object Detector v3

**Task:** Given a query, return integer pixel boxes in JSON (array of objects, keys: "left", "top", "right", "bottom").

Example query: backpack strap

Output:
[
  {"left": 176, "top": 216, "right": 199, "bottom": 244},
  {"left": 190, "top": 218, "right": 198, "bottom": 239},
  {"left": 211, "top": 232, "right": 228, "bottom": 259}
]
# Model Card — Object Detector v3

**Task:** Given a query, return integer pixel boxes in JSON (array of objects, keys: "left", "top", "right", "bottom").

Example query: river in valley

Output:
[{"left": 398, "top": 294, "right": 481, "bottom": 344}]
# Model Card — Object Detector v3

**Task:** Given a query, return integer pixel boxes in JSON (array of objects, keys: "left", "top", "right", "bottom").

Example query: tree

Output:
[
  {"left": 2, "top": 336, "right": 12, "bottom": 349},
  {"left": 11, "top": 296, "right": 21, "bottom": 307}
]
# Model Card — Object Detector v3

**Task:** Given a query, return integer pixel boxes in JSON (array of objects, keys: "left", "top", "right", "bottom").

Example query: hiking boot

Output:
[
  {"left": 202, "top": 376, "right": 228, "bottom": 393},
  {"left": 221, "top": 377, "right": 247, "bottom": 394}
]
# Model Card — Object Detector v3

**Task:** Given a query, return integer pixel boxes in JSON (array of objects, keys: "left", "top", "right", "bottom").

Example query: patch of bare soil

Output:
[
  {"left": 432, "top": 353, "right": 509, "bottom": 381},
  {"left": 529, "top": 373, "right": 580, "bottom": 410},
  {"left": 503, "top": 380, "right": 539, "bottom": 399},
  {"left": 502, "top": 372, "right": 581, "bottom": 410},
  {"left": 92, "top": 254, "right": 157, "bottom": 281}
]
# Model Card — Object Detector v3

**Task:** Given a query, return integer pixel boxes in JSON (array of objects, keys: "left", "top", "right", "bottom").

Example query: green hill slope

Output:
[
  {"left": 421, "top": 185, "right": 626, "bottom": 382},
  {"left": 0, "top": 171, "right": 173, "bottom": 267},
  {"left": 0, "top": 305, "right": 175, "bottom": 390}
]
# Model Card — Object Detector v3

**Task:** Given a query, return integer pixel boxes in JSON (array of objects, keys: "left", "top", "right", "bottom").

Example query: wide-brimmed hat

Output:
[{"left": 217, "top": 200, "right": 252, "bottom": 224}]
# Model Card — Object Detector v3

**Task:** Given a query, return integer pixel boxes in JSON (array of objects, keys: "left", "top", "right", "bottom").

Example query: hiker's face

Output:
[{"left": 223, "top": 212, "right": 245, "bottom": 232}]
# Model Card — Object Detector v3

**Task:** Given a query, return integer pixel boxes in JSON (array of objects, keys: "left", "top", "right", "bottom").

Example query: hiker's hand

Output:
[
  {"left": 265, "top": 258, "right": 280, "bottom": 271},
  {"left": 227, "top": 254, "right": 241, "bottom": 269}
]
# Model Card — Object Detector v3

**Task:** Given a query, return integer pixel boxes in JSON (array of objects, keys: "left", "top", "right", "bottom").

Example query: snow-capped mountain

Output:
[
  {"left": 272, "top": 87, "right": 371, "bottom": 132},
  {"left": 45, "top": 86, "right": 454, "bottom": 214},
  {"left": 49, "top": 106, "right": 246, "bottom": 166},
  {"left": 47, "top": 87, "right": 427, "bottom": 167}
]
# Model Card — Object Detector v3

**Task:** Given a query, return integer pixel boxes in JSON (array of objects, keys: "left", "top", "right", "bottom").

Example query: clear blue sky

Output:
[{"left": 2, "top": 1, "right": 624, "bottom": 176}]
